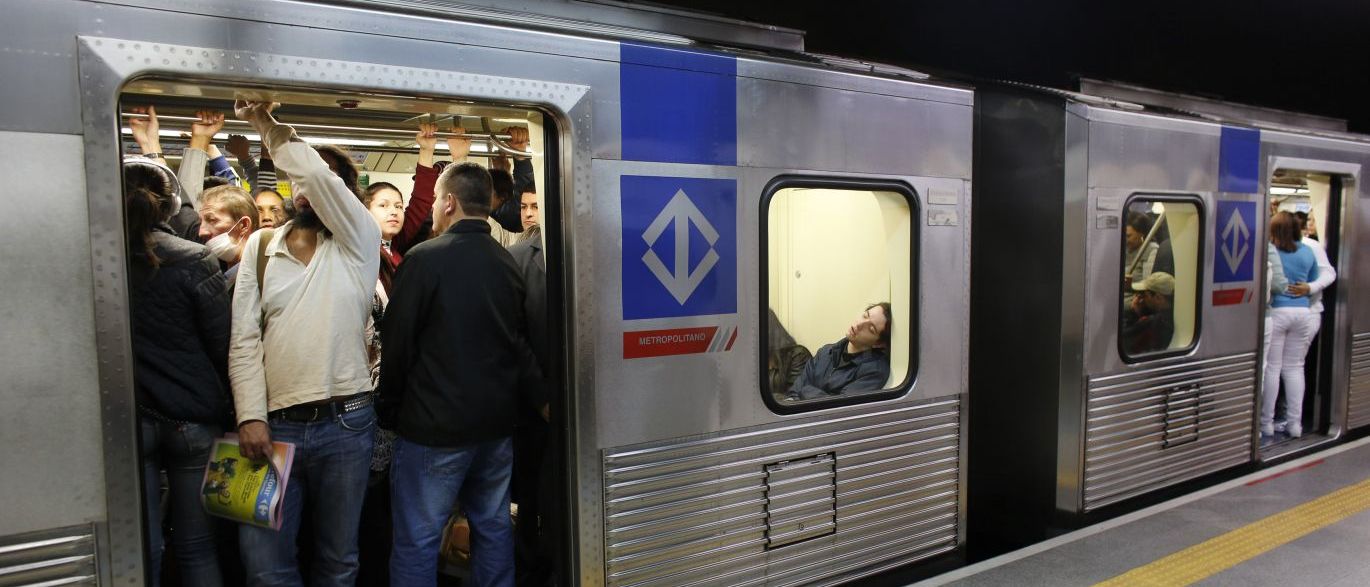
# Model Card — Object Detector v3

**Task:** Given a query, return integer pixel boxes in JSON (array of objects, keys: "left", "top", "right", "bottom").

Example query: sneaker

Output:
[
  {"left": 1260, "top": 423, "right": 1275, "bottom": 436},
  {"left": 1273, "top": 420, "right": 1287, "bottom": 433},
  {"left": 1287, "top": 423, "right": 1302, "bottom": 439}
]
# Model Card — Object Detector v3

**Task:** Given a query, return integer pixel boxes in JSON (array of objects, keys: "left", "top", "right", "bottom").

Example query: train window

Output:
[
  {"left": 762, "top": 179, "right": 916, "bottom": 411},
  {"left": 1119, "top": 196, "right": 1203, "bottom": 362}
]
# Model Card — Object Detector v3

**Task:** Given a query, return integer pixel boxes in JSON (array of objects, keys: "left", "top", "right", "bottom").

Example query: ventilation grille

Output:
[
  {"left": 602, "top": 398, "right": 962, "bottom": 587},
  {"left": 1348, "top": 333, "right": 1370, "bottom": 430},
  {"left": 764, "top": 453, "right": 837, "bottom": 549},
  {"left": 0, "top": 525, "right": 98, "bottom": 587},
  {"left": 1083, "top": 353, "right": 1256, "bottom": 511}
]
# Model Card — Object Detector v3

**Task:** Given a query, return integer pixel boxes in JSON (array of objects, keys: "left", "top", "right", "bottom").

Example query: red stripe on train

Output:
[
  {"left": 1213, "top": 289, "right": 1246, "bottom": 306},
  {"left": 623, "top": 326, "right": 717, "bottom": 359}
]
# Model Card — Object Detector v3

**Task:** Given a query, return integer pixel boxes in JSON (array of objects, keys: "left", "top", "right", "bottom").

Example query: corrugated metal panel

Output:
[
  {"left": 1348, "top": 333, "right": 1370, "bottom": 430},
  {"left": 602, "top": 398, "right": 961, "bottom": 587},
  {"left": 1083, "top": 353, "right": 1256, "bottom": 511},
  {"left": 0, "top": 525, "right": 97, "bottom": 587}
]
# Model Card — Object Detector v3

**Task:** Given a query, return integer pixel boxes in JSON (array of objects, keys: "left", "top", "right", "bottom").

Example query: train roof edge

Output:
[
  {"left": 1078, "top": 78, "right": 1350, "bottom": 134},
  {"left": 319, "top": 0, "right": 806, "bottom": 52}
]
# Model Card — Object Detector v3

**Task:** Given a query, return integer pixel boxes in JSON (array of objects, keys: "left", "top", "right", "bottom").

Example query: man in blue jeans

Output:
[
  {"left": 379, "top": 162, "right": 547, "bottom": 587},
  {"left": 228, "top": 101, "right": 381, "bottom": 586}
]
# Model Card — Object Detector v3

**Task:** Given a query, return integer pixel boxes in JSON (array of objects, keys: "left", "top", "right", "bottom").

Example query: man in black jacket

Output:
[
  {"left": 379, "top": 162, "right": 545, "bottom": 587},
  {"left": 506, "top": 224, "right": 558, "bottom": 584},
  {"left": 787, "top": 303, "right": 893, "bottom": 401}
]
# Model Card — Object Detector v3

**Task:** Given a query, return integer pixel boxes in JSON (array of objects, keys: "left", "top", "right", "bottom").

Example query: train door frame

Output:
[
  {"left": 1259, "top": 156, "right": 1360, "bottom": 460},
  {"left": 77, "top": 36, "right": 591, "bottom": 585}
]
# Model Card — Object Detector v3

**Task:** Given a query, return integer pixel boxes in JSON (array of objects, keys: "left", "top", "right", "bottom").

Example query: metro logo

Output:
[
  {"left": 1220, "top": 208, "right": 1251, "bottom": 277},
  {"left": 641, "top": 189, "right": 721, "bottom": 304},
  {"left": 1214, "top": 200, "right": 1256, "bottom": 284},
  {"left": 621, "top": 175, "right": 737, "bottom": 319}
]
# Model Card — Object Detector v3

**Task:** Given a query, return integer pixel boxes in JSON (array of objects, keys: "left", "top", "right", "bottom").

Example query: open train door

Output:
[
  {"left": 75, "top": 24, "right": 591, "bottom": 583},
  {"left": 1258, "top": 155, "right": 1362, "bottom": 461}
]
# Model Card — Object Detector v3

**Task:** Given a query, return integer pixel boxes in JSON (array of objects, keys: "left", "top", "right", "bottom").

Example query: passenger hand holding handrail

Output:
[
  {"left": 127, "top": 105, "right": 165, "bottom": 165},
  {"left": 481, "top": 116, "right": 535, "bottom": 158}
]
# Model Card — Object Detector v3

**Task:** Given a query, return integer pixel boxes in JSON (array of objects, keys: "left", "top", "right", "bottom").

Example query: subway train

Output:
[
  {"left": 968, "top": 80, "right": 1369, "bottom": 556},
  {"left": 0, "top": 0, "right": 1364, "bottom": 586}
]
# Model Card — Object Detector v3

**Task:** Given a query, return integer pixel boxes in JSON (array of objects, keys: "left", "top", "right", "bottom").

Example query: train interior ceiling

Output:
[{"left": 118, "top": 79, "right": 548, "bottom": 207}]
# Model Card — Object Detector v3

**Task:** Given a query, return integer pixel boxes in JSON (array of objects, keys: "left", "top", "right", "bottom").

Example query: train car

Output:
[
  {"left": 1078, "top": 80, "right": 1370, "bottom": 458},
  {"left": 967, "top": 80, "right": 1368, "bottom": 556},
  {"left": 0, "top": 0, "right": 973, "bottom": 585}
]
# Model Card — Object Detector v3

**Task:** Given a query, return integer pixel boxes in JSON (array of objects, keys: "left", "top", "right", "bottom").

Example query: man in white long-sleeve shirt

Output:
[
  {"left": 1290, "top": 226, "right": 1337, "bottom": 316},
  {"left": 228, "top": 101, "right": 381, "bottom": 587}
]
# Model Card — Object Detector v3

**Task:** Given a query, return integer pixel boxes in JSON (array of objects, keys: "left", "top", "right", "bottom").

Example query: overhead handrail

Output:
[{"left": 119, "top": 111, "right": 504, "bottom": 141}]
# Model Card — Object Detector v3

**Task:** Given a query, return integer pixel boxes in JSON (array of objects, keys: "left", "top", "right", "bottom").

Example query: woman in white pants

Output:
[
  {"left": 1272, "top": 216, "right": 1338, "bottom": 433},
  {"left": 1262, "top": 212, "right": 1321, "bottom": 438}
]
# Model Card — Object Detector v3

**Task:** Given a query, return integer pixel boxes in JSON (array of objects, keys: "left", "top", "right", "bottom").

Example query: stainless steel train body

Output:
[
  {"left": 968, "top": 84, "right": 1369, "bottom": 554},
  {"left": 0, "top": 0, "right": 972, "bottom": 584}
]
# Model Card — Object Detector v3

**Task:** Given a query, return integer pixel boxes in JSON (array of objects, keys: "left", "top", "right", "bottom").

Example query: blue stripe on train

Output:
[
  {"left": 620, "top": 42, "right": 737, "bottom": 166},
  {"left": 1218, "top": 126, "right": 1260, "bottom": 194}
]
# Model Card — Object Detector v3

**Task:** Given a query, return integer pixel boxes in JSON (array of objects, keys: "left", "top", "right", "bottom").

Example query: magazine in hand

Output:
[{"left": 200, "top": 435, "right": 295, "bottom": 530}]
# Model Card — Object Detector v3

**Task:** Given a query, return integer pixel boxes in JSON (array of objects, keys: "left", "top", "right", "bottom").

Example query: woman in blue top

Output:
[{"left": 1262, "top": 211, "right": 1320, "bottom": 438}]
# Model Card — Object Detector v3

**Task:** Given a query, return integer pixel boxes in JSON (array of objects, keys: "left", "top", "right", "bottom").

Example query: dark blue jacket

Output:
[
  {"left": 128, "top": 226, "right": 233, "bottom": 424},
  {"left": 788, "top": 338, "right": 890, "bottom": 400}
]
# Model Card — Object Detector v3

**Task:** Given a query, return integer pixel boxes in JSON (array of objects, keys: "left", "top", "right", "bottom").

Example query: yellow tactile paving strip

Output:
[{"left": 1094, "top": 475, "right": 1370, "bottom": 587}]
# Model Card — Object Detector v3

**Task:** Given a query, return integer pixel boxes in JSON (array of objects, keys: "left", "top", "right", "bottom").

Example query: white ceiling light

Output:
[{"left": 1269, "top": 186, "right": 1307, "bottom": 196}]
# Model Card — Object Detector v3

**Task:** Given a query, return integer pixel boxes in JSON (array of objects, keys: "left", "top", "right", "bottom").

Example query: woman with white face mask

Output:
[{"left": 196, "top": 185, "right": 259, "bottom": 290}]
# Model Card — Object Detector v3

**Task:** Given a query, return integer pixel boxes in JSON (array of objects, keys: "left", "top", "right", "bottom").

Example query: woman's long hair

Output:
[
  {"left": 124, "top": 163, "right": 172, "bottom": 267},
  {"left": 1271, "top": 211, "right": 1302, "bottom": 253}
]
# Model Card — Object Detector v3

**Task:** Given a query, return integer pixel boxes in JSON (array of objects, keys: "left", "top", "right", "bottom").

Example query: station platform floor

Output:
[{"left": 919, "top": 435, "right": 1370, "bottom": 586}]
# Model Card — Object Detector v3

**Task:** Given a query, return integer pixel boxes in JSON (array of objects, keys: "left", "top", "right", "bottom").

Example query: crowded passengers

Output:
[{"left": 125, "top": 101, "right": 551, "bottom": 587}]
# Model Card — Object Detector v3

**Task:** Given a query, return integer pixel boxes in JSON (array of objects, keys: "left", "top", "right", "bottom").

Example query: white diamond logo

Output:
[
  {"left": 1220, "top": 210, "right": 1250, "bottom": 276},
  {"left": 641, "top": 189, "right": 720, "bottom": 304}
]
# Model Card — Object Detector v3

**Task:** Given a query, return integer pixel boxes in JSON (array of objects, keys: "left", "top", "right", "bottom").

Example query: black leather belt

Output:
[{"left": 269, "top": 392, "right": 373, "bottom": 423}]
